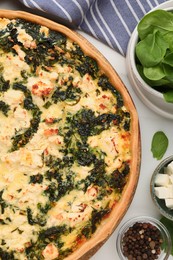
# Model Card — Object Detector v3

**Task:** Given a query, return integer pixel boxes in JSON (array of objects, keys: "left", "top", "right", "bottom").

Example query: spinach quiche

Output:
[{"left": 0, "top": 10, "right": 140, "bottom": 260}]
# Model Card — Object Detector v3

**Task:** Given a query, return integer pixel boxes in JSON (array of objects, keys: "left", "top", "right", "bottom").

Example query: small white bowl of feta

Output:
[{"left": 151, "top": 156, "right": 173, "bottom": 220}]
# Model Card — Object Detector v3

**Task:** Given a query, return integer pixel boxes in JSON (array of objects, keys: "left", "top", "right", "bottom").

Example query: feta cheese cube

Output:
[
  {"left": 155, "top": 161, "right": 173, "bottom": 210},
  {"left": 164, "top": 161, "right": 173, "bottom": 175},
  {"left": 155, "top": 174, "right": 170, "bottom": 186},
  {"left": 168, "top": 185, "right": 173, "bottom": 198},
  {"left": 154, "top": 187, "right": 170, "bottom": 199},
  {"left": 165, "top": 199, "right": 173, "bottom": 209}
]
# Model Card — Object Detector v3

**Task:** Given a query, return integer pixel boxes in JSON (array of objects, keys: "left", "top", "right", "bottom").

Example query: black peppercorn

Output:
[{"left": 121, "top": 222, "right": 163, "bottom": 260}]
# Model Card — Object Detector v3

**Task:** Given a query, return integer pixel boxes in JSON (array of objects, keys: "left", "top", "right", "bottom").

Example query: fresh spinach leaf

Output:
[
  {"left": 138, "top": 10, "right": 173, "bottom": 40},
  {"left": 151, "top": 131, "right": 168, "bottom": 160},
  {"left": 163, "top": 63, "right": 173, "bottom": 83},
  {"left": 136, "top": 30, "right": 168, "bottom": 67},
  {"left": 135, "top": 9, "right": 173, "bottom": 103},
  {"left": 143, "top": 64, "right": 165, "bottom": 81},
  {"left": 163, "top": 90, "right": 173, "bottom": 103},
  {"left": 163, "top": 51, "right": 173, "bottom": 67},
  {"left": 163, "top": 31, "right": 173, "bottom": 51},
  {"left": 136, "top": 64, "right": 170, "bottom": 87}
]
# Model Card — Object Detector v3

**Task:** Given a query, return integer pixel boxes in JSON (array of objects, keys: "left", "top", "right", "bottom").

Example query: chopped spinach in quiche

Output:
[{"left": 0, "top": 17, "right": 131, "bottom": 260}]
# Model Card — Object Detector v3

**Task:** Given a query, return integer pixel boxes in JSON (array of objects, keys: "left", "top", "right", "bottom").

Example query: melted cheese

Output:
[
  {"left": 17, "top": 28, "right": 36, "bottom": 49},
  {"left": 2, "top": 52, "right": 30, "bottom": 82},
  {"left": 0, "top": 18, "right": 11, "bottom": 29}
]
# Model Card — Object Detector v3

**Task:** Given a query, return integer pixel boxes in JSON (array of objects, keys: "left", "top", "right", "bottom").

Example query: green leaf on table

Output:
[
  {"left": 160, "top": 216, "right": 173, "bottom": 255},
  {"left": 151, "top": 131, "right": 168, "bottom": 160}
]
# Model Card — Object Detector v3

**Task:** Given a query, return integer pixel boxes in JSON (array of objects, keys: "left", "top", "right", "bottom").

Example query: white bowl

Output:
[
  {"left": 116, "top": 216, "right": 172, "bottom": 260},
  {"left": 126, "top": 1, "right": 173, "bottom": 119}
]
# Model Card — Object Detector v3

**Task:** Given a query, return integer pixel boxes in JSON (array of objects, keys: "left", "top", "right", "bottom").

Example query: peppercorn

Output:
[{"left": 121, "top": 222, "right": 163, "bottom": 259}]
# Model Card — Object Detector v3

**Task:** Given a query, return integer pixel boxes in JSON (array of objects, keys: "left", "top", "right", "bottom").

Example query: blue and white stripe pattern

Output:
[{"left": 19, "top": 0, "right": 167, "bottom": 56}]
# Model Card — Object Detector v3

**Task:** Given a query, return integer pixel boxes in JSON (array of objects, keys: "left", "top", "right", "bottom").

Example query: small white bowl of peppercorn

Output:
[{"left": 116, "top": 216, "right": 171, "bottom": 260}]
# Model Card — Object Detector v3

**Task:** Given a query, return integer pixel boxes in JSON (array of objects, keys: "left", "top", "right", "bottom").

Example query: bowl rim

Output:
[
  {"left": 150, "top": 155, "right": 173, "bottom": 221},
  {"left": 116, "top": 215, "right": 172, "bottom": 260}
]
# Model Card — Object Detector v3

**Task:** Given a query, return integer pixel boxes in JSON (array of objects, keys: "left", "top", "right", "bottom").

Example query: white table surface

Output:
[{"left": 1, "top": 1, "right": 173, "bottom": 259}]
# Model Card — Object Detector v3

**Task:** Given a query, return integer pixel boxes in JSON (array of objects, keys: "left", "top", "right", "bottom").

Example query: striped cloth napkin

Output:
[{"left": 19, "top": 0, "right": 167, "bottom": 56}]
